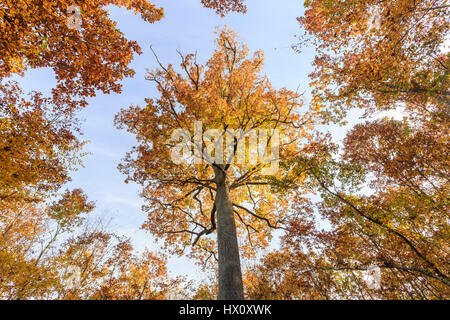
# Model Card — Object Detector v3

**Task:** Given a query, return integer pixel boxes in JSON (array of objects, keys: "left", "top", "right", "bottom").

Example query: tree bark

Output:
[{"left": 214, "top": 166, "right": 244, "bottom": 300}]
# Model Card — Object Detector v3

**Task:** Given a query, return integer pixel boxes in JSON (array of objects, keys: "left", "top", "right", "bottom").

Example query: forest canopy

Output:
[{"left": 0, "top": 0, "right": 448, "bottom": 301}]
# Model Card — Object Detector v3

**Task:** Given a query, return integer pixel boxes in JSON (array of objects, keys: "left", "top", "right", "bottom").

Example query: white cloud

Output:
[{"left": 104, "top": 194, "right": 142, "bottom": 209}]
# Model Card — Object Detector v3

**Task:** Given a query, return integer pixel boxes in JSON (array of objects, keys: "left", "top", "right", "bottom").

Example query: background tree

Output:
[
  {"left": 0, "top": 0, "right": 250, "bottom": 300},
  {"left": 0, "top": 0, "right": 248, "bottom": 205},
  {"left": 0, "top": 189, "right": 176, "bottom": 300},
  {"left": 0, "top": 0, "right": 164, "bottom": 205},
  {"left": 54, "top": 230, "right": 178, "bottom": 300},
  {"left": 0, "top": 83, "right": 84, "bottom": 203},
  {"left": 0, "top": 0, "right": 165, "bottom": 108},
  {"left": 298, "top": 0, "right": 449, "bottom": 123},
  {"left": 250, "top": 133, "right": 449, "bottom": 298},
  {"left": 1, "top": 0, "right": 248, "bottom": 106},
  {"left": 115, "top": 27, "right": 316, "bottom": 300},
  {"left": 245, "top": 0, "right": 449, "bottom": 299},
  {"left": 201, "top": 0, "right": 247, "bottom": 16},
  {"left": 0, "top": 189, "right": 94, "bottom": 298}
]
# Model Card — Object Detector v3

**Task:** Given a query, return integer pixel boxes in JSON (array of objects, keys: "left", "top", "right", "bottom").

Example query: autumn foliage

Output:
[
  {"left": 1, "top": 0, "right": 244, "bottom": 300},
  {"left": 0, "top": 189, "right": 178, "bottom": 299},
  {"left": 201, "top": 0, "right": 247, "bottom": 16},
  {"left": 0, "top": 0, "right": 448, "bottom": 300},
  {"left": 244, "top": 0, "right": 449, "bottom": 299}
]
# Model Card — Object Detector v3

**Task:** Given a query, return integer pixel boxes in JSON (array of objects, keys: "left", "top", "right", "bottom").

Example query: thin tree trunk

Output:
[{"left": 214, "top": 167, "right": 244, "bottom": 300}]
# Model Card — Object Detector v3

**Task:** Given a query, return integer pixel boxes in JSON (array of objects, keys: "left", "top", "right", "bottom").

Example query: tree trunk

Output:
[{"left": 214, "top": 167, "right": 244, "bottom": 300}]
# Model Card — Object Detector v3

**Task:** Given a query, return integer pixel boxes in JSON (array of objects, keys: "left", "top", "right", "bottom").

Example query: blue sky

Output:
[{"left": 12, "top": 0, "right": 330, "bottom": 279}]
